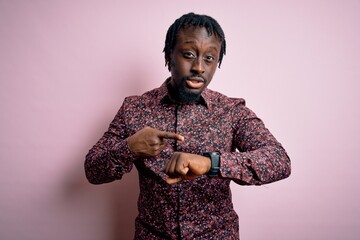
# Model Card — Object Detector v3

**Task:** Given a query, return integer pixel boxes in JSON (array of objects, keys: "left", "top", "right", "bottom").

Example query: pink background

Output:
[{"left": 1, "top": 1, "right": 359, "bottom": 239}]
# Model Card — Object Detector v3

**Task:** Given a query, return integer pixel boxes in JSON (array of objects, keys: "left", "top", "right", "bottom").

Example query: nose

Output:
[{"left": 191, "top": 58, "right": 205, "bottom": 74}]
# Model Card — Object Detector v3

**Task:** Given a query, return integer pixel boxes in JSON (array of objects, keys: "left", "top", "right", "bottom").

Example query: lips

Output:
[{"left": 186, "top": 77, "right": 205, "bottom": 89}]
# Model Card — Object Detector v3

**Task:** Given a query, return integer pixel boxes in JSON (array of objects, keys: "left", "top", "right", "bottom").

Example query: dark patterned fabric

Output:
[{"left": 85, "top": 79, "right": 291, "bottom": 239}]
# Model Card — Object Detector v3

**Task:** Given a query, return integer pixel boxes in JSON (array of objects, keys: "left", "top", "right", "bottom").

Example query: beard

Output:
[{"left": 168, "top": 75, "right": 207, "bottom": 103}]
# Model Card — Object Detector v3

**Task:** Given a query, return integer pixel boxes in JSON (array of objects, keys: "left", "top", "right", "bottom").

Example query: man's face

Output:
[{"left": 168, "top": 27, "right": 221, "bottom": 103}]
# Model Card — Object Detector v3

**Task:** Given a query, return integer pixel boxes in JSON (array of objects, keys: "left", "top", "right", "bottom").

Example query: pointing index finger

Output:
[{"left": 158, "top": 131, "right": 184, "bottom": 142}]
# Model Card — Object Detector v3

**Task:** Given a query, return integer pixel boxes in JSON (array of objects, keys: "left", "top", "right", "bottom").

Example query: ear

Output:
[
  {"left": 165, "top": 59, "right": 171, "bottom": 71},
  {"left": 166, "top": 53, "right": 173, "bottom": 72}
]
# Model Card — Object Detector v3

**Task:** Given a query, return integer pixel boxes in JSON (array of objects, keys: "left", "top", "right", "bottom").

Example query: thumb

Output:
[{"left": 166, "top": 177, "right": 182, "bottom": 185}]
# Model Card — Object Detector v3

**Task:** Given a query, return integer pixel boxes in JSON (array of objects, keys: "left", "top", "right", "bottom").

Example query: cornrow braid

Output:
[{"left": 163, "top": 12, "right": 226, "bottom": 71}]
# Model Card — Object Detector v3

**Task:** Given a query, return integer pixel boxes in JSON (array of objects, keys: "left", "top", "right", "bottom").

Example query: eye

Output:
[
  {"left": 183, "top": 51, "right": 196, "bottom": 59},
  {"left": 204, "top": 55, "right": 215, "bottom": 63}
]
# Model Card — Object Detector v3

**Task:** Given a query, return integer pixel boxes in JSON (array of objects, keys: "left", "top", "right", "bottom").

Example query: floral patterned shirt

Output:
[{"left": 85, "top": 79, "right": 291, "bottom": 239}]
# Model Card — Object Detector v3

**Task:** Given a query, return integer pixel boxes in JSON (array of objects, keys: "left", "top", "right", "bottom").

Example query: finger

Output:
[
  {"left": 166, "top": 177, "right": 182, "bottom": 185},
  {"left": 176, "top": 159, "right": 190, "bottom": 175},
  {"left": 164, "top": 157, "right": 176, "bottom": 175},
  {"left": 159, "top": 137, "right": 168, "bottom": 146},
  {"left": 158, "top": 131, "right": 184, "bottom": 142},
  {"left": 167, "top": 157, "right": 178, "bottom": 177},
  {"left": 164, "top": 158, "right": 171, "bottom": 174},
  {"left": 151, "top": 143, "right": 166, "bottom": 153}
]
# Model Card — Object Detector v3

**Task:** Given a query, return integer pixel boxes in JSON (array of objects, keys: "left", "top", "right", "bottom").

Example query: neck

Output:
[{"left": 166, "top": 81, "right": 201, "bottom": 104}]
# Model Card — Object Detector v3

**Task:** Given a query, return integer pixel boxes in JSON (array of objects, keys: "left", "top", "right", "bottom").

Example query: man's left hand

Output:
[{"left": 164, "top": 152, "right": 211, "bottom": 184}]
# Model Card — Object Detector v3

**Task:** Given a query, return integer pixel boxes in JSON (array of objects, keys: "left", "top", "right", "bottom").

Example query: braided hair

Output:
[{"left": 163, "top": 12, "right": 226, "bottom": 71}]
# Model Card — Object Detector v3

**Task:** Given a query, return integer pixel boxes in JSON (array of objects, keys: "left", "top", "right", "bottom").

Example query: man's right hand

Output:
[{"left": 127, "top": 126, "right": 184, "bottom": 157}]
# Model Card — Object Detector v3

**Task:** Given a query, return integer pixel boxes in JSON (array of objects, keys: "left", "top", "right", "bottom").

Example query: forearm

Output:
[
  {"left": 84, "top": 133, "right": 135, "bottom": 184},
  {"left": 222, "top": 108, "right": 291, "bottom": 185},
  {"left": 220, "top": 144, "right": 291, "bottom": 185}
]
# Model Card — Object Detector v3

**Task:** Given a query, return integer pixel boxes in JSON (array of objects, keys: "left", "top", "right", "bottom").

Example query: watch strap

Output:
[{"left": 203, "top": 152, "right": 221, "bottom": 177}]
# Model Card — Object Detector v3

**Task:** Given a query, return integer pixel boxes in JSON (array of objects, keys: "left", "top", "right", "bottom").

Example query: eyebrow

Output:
[{"left": 182, "top": 41, "right": 219, "bottom": 52}]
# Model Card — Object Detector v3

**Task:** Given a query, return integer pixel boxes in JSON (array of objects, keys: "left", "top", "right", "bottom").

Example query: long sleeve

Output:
[
  {"left": 84, "top": 100, "right": 136, "bottom": 184},
  {"left": 83, "top": 83, "right": 291, "bottom": 238},
  {"left": 220, "top": 105, "right": 291, "bottom": 185}
]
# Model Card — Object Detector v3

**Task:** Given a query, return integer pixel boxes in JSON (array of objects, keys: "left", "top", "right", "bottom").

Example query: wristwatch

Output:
[{"left": 203, "top": 152, "right": 221, "bottom": 177}]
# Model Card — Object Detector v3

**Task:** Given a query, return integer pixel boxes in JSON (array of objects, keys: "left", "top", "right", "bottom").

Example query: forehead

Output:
[{"left": 175, "top": 27, "right": 221, "bottom": 49}]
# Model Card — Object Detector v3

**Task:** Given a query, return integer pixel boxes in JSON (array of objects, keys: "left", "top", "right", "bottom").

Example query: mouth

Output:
[{"left": 186, "top": 77, "right": 205, "bottom": 89}]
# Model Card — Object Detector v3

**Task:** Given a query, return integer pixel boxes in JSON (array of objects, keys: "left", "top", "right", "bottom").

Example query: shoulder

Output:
[
  {"left": 122, "top": 86, "right": 162, "bottom": 107},
  {"left": 206, "top": 88, "right": 246, "bottom": 109},
  {"left": 206, "top": 88, "right": 258, "bottom": 120}
]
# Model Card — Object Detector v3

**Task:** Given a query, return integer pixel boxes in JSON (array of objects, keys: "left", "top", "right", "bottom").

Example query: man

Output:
[{"left": 85, "top": 12, "right": 291, "bottom": 239}]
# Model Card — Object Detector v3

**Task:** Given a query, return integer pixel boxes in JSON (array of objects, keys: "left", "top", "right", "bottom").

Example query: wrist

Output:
[{"left": 126, "top": 136, "right": 136, "bottom": 155}]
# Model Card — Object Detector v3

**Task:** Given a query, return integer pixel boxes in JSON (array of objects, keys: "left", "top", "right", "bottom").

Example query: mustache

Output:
[{"left": 184, "top": 74, "right": 207, "bottom": 83}]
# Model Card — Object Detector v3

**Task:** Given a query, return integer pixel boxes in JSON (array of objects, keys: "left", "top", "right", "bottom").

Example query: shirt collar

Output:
[{"left": 158, "top": 78, "right": 212, "bottom": 109}]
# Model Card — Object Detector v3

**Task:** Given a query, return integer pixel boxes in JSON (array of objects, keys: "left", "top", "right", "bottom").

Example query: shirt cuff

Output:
[{"left": 111, "top": 138, "right": 138, "bottom": 165}]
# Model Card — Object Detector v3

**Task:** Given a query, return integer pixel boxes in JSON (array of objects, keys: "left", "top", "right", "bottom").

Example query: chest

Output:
[{"left": 127, "top": 103, "right": 234, "bottom": 153}]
